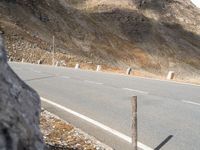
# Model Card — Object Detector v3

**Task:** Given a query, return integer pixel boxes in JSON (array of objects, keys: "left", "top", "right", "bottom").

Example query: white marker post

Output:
[
  {"left": 96, "top": 65, "right": 101, "bottom": 72},
  {"left": 9, "top": 58, "right": 13, "bottom": 62},
  {"left": 55, "top": 61, "right": 59, "bottom": 67},
  {"left": 126, "top": 67, "right": 132, "bottom": 75},
  {"left": 21, "top": 58, "right": 25, "bottom": 63},
  {"left": 60, "top": 60, "right": 66, "bottom": 66},
  {"left": 167, "top": 71, "right": 175, "bottom": 80},
  {"left": 75, "top": 64, "right": 80, "bottom": 69},
  {"left": 131, "top": 96, "right": 138, "bottom": 150},
  {"left": 37, "top": 60, "right": 41, "bottom": 64}
]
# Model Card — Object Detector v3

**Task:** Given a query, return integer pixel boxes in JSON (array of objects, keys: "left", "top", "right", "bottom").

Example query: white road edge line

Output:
[
  {"left": 123, "top": 88, "right": 149, "bottom": 95},
  {"left": 182, "top": 100, "right": 200, "bottom": 106},
  {"left": 60, "top": 76, "right": 70, "bottom": 79},
  {"left": 84, "top": 80, "right": 103, "bottom": 85},
  {"left": 41, "top": 97, "right": 153, "bottom": 150},
  {"left": 32, "top": 70, "right": 42, "bottom": 73}
]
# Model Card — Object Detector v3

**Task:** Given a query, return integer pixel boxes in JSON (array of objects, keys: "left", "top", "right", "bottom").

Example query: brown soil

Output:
[
  {"left": 0, "top": 0, "right": 199, "bottom": 83},
  {"left": 40, "top": 109, "right": 112, "bottom": 150}
]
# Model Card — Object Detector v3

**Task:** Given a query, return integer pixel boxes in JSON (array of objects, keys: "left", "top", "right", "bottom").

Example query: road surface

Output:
[{"left": 9, "top": 62, "right": 200, "bottom": 150}]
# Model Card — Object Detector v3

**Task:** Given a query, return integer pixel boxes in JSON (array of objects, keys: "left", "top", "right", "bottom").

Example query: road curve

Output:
[{"left": 9, "top": 62, "right": 200, "bottom": 150}]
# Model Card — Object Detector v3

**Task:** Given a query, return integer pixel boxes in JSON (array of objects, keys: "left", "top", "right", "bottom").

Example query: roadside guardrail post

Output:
[
  {"left": 21, "top": 58, "right": 25, "bottom": 63},
  {"left": 131, "top": 96, "right": 138, "bottom": 150},
  {"left": 126, "top": 67, "right": 132, "bottom": 75},
  {"left": 96, "top": 65, "right": 101, "bottom": 72},
  {"left": 55, "top": 61, "right": 59, "bottom": 67},
  {"left": 37, "top": 60, "right": 41, "bottom": 64},
  {"left": 9, "top": 58, "right": 13, "bottom": 62},
  {"left": 75, "top": 63, "right": 80, "bottom": 69},
  {"left": 167, "top": 71, "right": 175, "bottom": 80}
]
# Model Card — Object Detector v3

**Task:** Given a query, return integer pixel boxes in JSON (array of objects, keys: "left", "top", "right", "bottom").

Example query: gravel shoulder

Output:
[{"left": 40, "top": 109, "right": 113, "bottom": 150}]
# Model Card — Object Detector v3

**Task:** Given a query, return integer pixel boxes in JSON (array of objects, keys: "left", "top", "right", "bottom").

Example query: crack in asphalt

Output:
[{"left": 25, "top": 75, "right": 57, "bottom": 82}]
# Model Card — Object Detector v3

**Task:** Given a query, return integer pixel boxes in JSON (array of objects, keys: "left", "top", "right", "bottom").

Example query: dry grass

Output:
[
  {"left": 1, "top": 0, "right": 200, "bottom": 85},
  {"left": 40, "top": 109, "right": 112, "bottom": 150}
]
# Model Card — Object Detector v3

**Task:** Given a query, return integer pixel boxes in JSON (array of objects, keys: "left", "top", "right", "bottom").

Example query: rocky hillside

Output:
[
  {"left": 0, "top": 0, "right": 199, "bottom": 80},
  {"left": 0, "top": 35, "right": 44, "bottom": 150}
]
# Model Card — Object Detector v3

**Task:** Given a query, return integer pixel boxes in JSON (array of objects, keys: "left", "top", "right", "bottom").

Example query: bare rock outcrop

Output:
[{"left": 0, "top": 35, "right": 43, "bottom": 149}]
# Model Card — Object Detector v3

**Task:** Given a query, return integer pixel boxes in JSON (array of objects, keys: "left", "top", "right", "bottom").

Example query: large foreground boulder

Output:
[{"left": 0, "top": 35, "right": 44, "bottom": 149}]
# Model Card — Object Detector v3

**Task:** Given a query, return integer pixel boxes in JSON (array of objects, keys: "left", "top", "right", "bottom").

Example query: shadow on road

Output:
[{"left": 154, "top": 135, "right": 173, "bottom": 150}]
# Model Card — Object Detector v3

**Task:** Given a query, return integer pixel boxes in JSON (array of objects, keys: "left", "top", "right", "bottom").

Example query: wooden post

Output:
[
  {"left": 52, "top": 35, "right": 55, "bottom": 66},
  {"left": 131, "top": 96, "right": 138, "bottom": 150}
]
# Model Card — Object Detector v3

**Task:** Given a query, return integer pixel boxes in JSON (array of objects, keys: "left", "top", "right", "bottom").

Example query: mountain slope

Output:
[{"left": 0, "top": 0, "right": 199, "bottom": 80}]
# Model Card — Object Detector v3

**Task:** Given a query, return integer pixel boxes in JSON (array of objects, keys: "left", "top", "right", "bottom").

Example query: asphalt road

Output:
[{"left": 9, "top": 62, "right": 200, "bottom": 150}]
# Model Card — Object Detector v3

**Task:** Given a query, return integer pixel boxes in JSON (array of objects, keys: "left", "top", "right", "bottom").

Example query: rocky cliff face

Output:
[
  {"left": 0, "top": 35, "right": 44, "bottom": 149},
  {"left": 0, "top": 0, "right": 199, "bottom": 80}
]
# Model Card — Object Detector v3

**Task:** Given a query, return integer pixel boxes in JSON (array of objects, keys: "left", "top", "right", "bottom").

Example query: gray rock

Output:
[{"left": 0, "top": 35, "right": 44, "bottom": 150}]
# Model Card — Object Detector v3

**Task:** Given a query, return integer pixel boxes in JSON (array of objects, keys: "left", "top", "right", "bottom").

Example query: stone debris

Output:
[{"left": 40, "top": 109, "right": 113, "bottom": 150}]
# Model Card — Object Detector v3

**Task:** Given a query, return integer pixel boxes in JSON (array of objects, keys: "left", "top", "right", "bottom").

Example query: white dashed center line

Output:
[
  {"left": 122, "top": 88, "right": 149, "bottom": 95},
  {"left": 60, "top": 76, "right": 70, "bottom": 79},
  {"left": 84, "top": 80, "right": 103, "bottom": 85},
  {"left": 182, "top": 100, "right": 200, "bottom": 106},
  {"left": 32, "top": 70, "right": 42, "bottom": 73}
]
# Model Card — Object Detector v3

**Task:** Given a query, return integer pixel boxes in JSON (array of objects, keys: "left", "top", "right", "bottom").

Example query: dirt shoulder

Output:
[{"left": 40, "top": 109, "right": 113, "bottom": 150}]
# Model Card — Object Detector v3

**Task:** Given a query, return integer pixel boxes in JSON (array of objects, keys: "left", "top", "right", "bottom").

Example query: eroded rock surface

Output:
[{"left": 0, "top": 35, "right": 43, "bottom": 150}]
